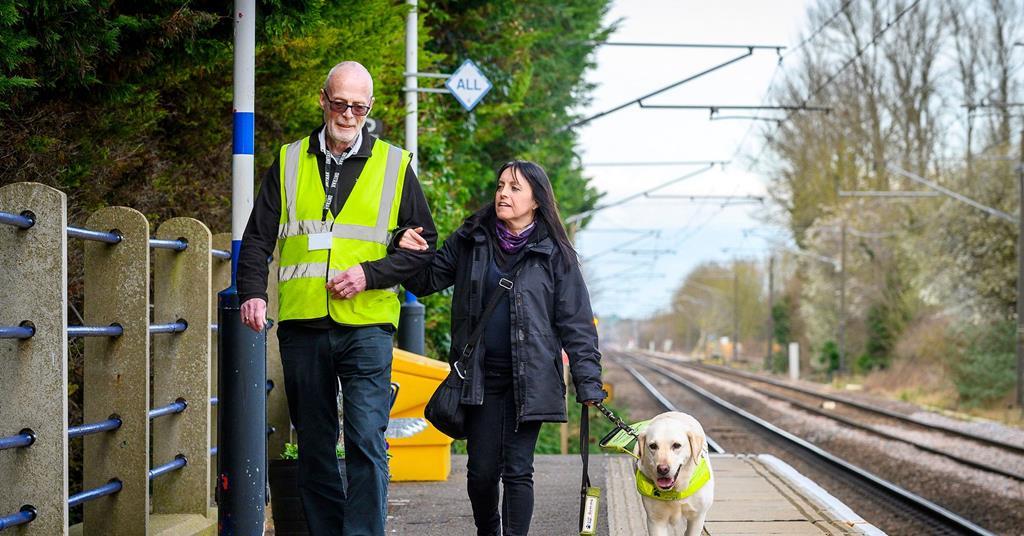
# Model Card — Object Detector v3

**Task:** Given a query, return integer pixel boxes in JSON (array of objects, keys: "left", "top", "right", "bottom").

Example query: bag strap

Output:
[
  {"left": 578, "top": 403, "right": 591, "bottom": 531},
  {"left": 453, "top": 262, "right": 525, "bottom": 379}
]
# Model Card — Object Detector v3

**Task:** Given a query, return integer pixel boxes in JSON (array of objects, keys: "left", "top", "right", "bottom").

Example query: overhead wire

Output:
[
  {"left": 741, "top": 0, "right": 940, "bottom": 256},
  {"left": 566, "top": 164, "right": 716, "bottom": 225},
  {"left": 702, "top": 0, "right": 844, "bottom": 243},
  {"left": 731, "top": 0, "right": 859, "bottom": 164},
  {"left": 746, "top": 0, "right": 923, "bottom": 170},
  {"left": 582, "top": 3, "right": 856, "bottom": 245},
  {"left": 657, "top": 6, "right": 820, "bottom": 256},
  {"left": 781, "top": 1, "right": 854, "bottom": 62},
  {"left": 587, "top": 1, "right": 923, "bottom": 315}
]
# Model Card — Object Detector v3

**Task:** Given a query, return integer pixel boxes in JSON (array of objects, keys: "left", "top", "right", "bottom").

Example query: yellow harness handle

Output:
[{"left": 598, "top": 419, "right": 651, "bottom": 460}]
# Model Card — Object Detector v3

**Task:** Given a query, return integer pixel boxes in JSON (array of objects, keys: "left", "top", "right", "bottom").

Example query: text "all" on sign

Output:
[{"left": 445, "top": 59, "right": 493, "bottom": 112}]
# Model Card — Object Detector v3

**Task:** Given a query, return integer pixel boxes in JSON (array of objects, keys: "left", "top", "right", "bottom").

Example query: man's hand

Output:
[
  {"left": 241, "top": 298, "right": 268, "bottom": 332},
  {"left": 397, "top": 227, "right": 428, "bottom": 251},
  {"left": 327, "top": 264, "right": 367, "bottom": 300}
]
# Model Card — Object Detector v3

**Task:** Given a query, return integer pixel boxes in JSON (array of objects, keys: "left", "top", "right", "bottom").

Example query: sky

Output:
[{"left": 574, "top": 0, "right": 813, "bottom": 319}]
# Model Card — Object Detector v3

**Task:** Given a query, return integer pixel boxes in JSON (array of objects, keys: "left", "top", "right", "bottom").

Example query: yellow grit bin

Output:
[{"left": 388, "top": 348, "right": 453, "bottom": 481}]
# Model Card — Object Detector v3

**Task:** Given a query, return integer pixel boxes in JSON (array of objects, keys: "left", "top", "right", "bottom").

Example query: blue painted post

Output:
[{"left": 217, "top": 0, "right": 266, "bottom": 533}]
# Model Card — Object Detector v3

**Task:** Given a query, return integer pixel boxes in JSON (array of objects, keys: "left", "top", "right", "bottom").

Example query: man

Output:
[{"left": 238, "top": 61, "right": 437, "bottom": 535}]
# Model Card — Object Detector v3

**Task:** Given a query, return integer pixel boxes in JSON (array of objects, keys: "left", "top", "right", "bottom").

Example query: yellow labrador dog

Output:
[{"left": 633, "top": 411, "right": 714, "bottom": 536}]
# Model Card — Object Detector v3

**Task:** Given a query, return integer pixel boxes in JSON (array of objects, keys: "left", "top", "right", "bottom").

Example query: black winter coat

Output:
[{"left": 401, "top": 207, "right": 605, "bottom": 423}]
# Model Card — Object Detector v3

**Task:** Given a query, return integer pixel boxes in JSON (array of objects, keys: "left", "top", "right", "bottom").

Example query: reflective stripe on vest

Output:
[
  {"left": 280, "top": 139, "right": 403, "bottom": 245},
  {"left": 278, "top": 263, "right": 400, "bottom": 294},
  {"left": 275, "top": 135, "right": 408, "bottom": 325},
  {"left": 634, "top": 452, "right": 711, "bottom": 501},
  {"left": 278, "top": 262, "right": 329, "bottom": 283}
]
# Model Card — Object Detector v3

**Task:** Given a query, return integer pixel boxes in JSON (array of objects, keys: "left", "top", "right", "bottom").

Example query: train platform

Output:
[{"left": 385, "top": 453, "right": 883, "bottom": 535}]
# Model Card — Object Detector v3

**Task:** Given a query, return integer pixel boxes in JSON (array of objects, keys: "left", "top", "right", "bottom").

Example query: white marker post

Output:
[
  {"left": 405, "top": 0, "right": 418, "bottom": 172},
  {"left": 788, "top": 342, "right": 800, "bottom": 382}
]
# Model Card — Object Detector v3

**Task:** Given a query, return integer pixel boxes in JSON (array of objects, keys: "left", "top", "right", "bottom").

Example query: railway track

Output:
[
  {"left": 644, "top": 355, "right": 1024, "bottom": 482},
  {"left": 608, "top": 350, "right": 1003, "bottom": 535}
]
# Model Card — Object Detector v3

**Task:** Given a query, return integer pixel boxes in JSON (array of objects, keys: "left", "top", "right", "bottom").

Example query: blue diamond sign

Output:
[{"left": 445, "top": 59, "right": 492, "bottom": 112}]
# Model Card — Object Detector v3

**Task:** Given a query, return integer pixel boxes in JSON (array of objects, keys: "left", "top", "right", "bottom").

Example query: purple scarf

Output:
[{"left": 495, "top": 219, "right": 536, "bottom": 254}]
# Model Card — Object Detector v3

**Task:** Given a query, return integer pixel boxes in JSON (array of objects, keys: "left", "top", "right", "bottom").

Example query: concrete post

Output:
[
  {"left": 152, "top": 218, "right": 213, "bottom": 522},
  {"left": 0, "top": 183, "right": 68, "bottom": 535},
  {"left": 84, "top": 206, "right": 151, "bottom": 534}
]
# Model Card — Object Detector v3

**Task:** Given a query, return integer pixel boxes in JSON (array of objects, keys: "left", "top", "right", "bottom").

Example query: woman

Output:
[{"left": 396, "top": 160, "right": 604, "bottom": 536}]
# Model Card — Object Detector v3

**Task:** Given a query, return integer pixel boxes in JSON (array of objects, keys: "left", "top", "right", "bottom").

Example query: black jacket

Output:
[
  {"left": 238, "top": 125, "right": 437, "bottom": 327},
  {"left": 402, "top": 207, "right": 605, "bottom": 423}
]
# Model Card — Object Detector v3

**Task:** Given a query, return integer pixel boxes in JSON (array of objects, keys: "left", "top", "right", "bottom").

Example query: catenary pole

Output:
[
  {"left": 1018, "top": 127, "right": 1024, "bottom": 407},
  {"left": 219, "top": 1, "right": 267, "bottom": 532},
  {"left": 839, "top": 221, "right": 847, "bottom": 375},
  {"left": 954, "top": 89, "right": 1024, "bottom": 407}
]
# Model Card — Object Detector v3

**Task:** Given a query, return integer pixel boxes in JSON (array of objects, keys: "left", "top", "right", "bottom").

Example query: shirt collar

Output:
[{"left": 318, "top": 127, "right": 362, "bottom": 165}]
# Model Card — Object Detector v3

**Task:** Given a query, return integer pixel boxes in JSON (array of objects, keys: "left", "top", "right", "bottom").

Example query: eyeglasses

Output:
[{"left": 322, "top": 90, "right": 371, "bottom": 116}]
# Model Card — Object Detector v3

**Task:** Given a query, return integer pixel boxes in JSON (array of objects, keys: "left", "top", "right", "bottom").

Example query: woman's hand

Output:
[{"left": 398, "top": 226, "right": 428, "bottom": 251}]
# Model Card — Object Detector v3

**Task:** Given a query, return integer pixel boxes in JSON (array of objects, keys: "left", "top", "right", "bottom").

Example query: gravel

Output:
[{"left": 604, "top": 350, "right": 1024, "bottom": 535}]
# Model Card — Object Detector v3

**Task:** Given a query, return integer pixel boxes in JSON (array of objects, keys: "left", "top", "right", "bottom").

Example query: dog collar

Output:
[{"left": 635, "top": 453, "right": 710, "bottom": 501}]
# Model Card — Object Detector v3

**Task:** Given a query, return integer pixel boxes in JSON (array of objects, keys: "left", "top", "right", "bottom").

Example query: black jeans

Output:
[
  {"left": 277, "top": 323, "right": 393, "bottom": 536},
  {"left": 465, "top": 373, "right": 542, "bottom": 536}
]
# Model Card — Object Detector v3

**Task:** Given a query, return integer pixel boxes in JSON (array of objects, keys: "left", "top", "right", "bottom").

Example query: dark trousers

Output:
[
  {"left": 464, "top": 374, "right": 542, "bottom": 536},
  {"left": 278, "top": 323, "right": 393, "bottom": 536}
]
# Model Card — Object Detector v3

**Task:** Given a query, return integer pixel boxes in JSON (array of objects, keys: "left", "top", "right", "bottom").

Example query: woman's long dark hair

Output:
[{"left": 495, "top": 160, "right": 578, "bottom": 270}]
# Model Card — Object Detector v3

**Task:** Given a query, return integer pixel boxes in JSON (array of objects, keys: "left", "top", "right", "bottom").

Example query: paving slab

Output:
[
  {"left": 386, "top": 454, "right": 609, "bottom": 535},
  {"left": 280, "top": 452, "right": 881, "bottom": 535},
  {"left": 605, "top": 454, "right": 884, "bottom": 536}
]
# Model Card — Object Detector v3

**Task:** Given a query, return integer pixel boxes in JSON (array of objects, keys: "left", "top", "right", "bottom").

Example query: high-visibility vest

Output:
[
  {"left": 634, "top": 451, "right": 711, "bottom": 501},
  {"left": 275, "top": 135, "right": 409, "bottom": 326}
]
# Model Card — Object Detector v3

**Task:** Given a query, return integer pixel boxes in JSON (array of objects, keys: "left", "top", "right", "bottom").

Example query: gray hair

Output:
[{"left": 323, "top": 61, "right": 374, "bottom": 97}]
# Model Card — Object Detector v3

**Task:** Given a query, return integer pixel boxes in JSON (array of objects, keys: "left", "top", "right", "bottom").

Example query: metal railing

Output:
[{"left": 0, "top": 183, "right": 269, "bottom": 535}]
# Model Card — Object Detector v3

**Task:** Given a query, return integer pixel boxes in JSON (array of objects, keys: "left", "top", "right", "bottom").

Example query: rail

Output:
[{"left": 618, "top": 352, "right": 996, "bottom": 535}]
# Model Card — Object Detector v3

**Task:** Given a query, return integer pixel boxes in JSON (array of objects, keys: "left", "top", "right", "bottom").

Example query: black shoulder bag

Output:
[{"left": 424, "top": 273, "right": 516, "bottom": 440}]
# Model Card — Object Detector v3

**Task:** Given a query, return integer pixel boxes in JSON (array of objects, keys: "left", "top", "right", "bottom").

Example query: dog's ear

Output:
[
  {"left": 687, "top": 430, "right": 703, "bottom": 466},
  {"left": 634, "top": 432, "right": 646, "bottom": 461}
]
